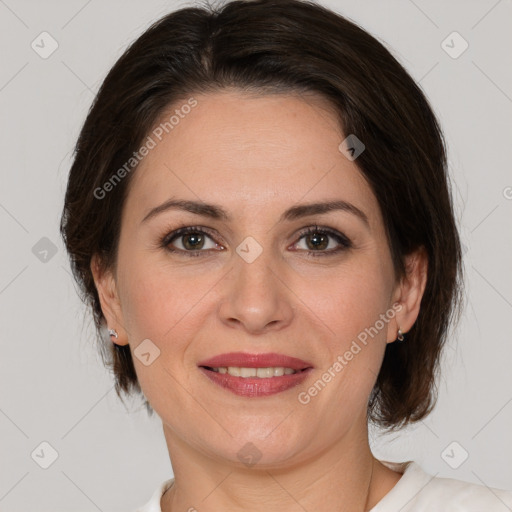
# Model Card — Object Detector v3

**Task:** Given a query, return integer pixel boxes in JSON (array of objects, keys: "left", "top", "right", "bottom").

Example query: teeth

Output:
[{"left": 210, "top": 366, "right": 298, "bottom": 377}]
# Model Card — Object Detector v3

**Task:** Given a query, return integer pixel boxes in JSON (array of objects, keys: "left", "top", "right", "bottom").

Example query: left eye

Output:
[{"left": 292, "top": 226, "right": 352, "bottom": 256}]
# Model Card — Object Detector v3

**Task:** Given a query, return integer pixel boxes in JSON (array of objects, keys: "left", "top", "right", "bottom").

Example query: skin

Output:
[{"left": 91, "top": 89, "right": 428, "bottom": 511}]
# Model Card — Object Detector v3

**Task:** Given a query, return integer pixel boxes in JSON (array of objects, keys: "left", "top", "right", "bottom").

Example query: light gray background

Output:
[{"left": 1, "top": 0, "right": 511, "bottom": 510}]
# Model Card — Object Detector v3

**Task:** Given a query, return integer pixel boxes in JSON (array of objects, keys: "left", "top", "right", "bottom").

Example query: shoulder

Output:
[
  {"left": 418, "top": 472, "right": 512, "bottom": 510},
  {"left": 373, "top": 460, "right": 512, "bottom": 512}
]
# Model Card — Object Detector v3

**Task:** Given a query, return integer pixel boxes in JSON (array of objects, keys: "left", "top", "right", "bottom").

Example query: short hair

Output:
[{"left": 60, "top": 0, "right": 464, "bottom": 432}]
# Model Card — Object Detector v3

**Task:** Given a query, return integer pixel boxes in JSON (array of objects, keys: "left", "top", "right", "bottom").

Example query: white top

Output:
[{"left": 134, "top": 459, "right": 512, "bottom": 511}]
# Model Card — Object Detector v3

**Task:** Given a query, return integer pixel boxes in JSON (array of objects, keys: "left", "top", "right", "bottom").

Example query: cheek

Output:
[
  {"left": 304, "top": 262, "right": 392, "bottom": 393},
  {"left": 308, "top": 262, "right": 391, "bottom": 341},
  {"left": 117, "top": 250, "right": 217, "bottom": 343},
  {"left": 117, "top": 266, "right": 166, "bottom": 339},
  {"left": 117, "top": 260, "right": 199, "bottom": 399}
]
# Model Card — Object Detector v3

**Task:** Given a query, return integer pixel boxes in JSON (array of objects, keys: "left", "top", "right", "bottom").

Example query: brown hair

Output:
[{"left": 60, "top": 0, "right": 463, "bottom": 431}]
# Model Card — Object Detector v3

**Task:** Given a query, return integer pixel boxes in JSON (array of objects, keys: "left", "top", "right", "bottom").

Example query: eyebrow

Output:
[{"left": 141, "top": 198, "right": 369, "bottom": 228}]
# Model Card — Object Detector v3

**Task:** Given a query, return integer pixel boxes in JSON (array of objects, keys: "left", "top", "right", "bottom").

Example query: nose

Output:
[{"left": 217, "top": 244, "right": 295, "bottom": 335}]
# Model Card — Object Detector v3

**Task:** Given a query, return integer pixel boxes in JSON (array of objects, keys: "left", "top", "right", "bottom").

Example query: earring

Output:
[
  {"left": 397, "top": 328, "right": 405, "bottom": 342},
  {"left": 108, "top": 328, "right": 118, "bottom": 339}
]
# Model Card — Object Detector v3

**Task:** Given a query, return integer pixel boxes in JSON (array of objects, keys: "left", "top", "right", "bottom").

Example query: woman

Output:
[{"left": 59, "top": 0, "right": 512, "bottom": 510}]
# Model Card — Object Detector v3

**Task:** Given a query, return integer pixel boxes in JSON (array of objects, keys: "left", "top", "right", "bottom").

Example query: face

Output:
[{"left": 94, "top": 89, "right": 424, "bottom": 468}]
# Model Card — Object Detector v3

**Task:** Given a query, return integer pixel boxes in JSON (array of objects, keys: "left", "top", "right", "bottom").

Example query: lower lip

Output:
[{"left": 199, "top": 367, "right": 313, "bottom": 397}]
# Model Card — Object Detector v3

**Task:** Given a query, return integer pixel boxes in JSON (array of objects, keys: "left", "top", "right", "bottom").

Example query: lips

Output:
[
  {"left": 198, "top": 366, "right": 313, "bottom": 397},
  {"left": 197, "top": 352, "right": 313, "bottom": 371}
]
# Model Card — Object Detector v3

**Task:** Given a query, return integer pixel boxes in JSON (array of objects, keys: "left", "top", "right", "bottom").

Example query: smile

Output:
[
  {"left": 206, "top": 366, "right": 299, "bottom": 377},
  {"left": 199, "top": 366, "right": 313, "bottom": 397}
]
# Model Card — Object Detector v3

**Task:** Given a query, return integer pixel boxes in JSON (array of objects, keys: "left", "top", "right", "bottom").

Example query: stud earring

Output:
[
  {"left": 108, "top": 328, "right": 118, "bottom": 339},
  {"left": 397, "top": 328, "right": 405, "bottom": 342}
]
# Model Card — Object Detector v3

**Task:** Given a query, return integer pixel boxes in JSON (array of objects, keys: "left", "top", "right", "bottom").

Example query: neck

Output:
[{"left": 160, "top": 415, "right": 397, "bottom": 512}]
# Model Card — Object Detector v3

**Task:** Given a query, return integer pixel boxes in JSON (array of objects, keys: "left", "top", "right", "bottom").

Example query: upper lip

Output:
[{"left": 197, "top": 352, "right": 313, "bottom": 370}]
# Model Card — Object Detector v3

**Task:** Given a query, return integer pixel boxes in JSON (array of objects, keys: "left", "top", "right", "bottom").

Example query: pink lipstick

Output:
[{"left": 197, "top": 352, "right": 313, "bottom": 397}]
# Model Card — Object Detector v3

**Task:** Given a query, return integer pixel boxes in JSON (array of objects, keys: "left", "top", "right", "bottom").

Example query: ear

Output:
[
  {"left": 386, "top": 246, "right": 428, "bottom": 344},
  {"left": 90, "top": 254, "right": 129, "bottom": 346}
]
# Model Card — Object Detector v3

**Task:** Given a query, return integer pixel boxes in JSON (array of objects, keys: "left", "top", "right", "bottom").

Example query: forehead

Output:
[{"left": 124, "top": 90, "right": 381, "bottom": 228}]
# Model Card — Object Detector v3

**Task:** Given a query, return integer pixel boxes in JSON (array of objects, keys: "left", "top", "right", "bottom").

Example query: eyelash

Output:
[{"left": 160, "top": 224, "right": 352, "bottom": 258}]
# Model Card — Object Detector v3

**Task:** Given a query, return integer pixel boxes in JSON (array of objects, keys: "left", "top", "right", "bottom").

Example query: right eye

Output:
[{"left": 161, "top": 226, "right": 225, "bottom": 257}]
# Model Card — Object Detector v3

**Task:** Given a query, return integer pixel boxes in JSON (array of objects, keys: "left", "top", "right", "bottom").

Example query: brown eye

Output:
[
  {"left": 293, "top": 226, "right": 352, "bottom": 256},
  {"left": 180, "top": 231, "right": 206, "bottom": 250},
  {"left": 304, "top": 231, "right": 330, "bottom": 251},
  {"left": 162, "top": 226, "right": 223, "bottom": 257}
]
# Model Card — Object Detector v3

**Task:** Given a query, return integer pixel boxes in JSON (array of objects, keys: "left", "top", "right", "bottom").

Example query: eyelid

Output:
[
  {"left": 161, "top": 225, "right": 224, "bottom": 246},
  {"left": 294, "top": 225, "right": 352, "bottom": 247}
]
